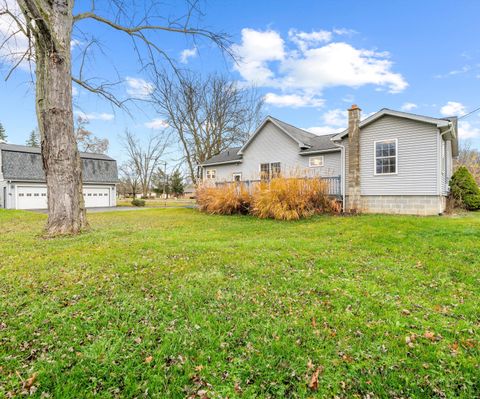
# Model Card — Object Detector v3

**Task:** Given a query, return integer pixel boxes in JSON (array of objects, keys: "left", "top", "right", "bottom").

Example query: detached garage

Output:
[{"left": 0, "top": 143, "right": 118, "bottom": 210}]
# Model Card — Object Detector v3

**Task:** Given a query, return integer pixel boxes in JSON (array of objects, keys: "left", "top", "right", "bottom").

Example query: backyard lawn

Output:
[{"left": 0, "top": 208, "right": 479, "bottom": 398}]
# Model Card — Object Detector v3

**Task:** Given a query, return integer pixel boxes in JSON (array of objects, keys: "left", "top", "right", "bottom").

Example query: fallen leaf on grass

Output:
[
  {"left": 308, "top": 367, "right": 323, "bottom": 391},
  {"left": 405, "top": 334, "right": 416, "bottom": 347},
  {"left": 145, "top": 356, "right": 153, "bottom": 363},
  {"left": 424, "top": 331, "right": 435, "bottom": 340},
  {"left": 234, "top": 382, "right": 242, "bottom": 394},
  {"left": 23, "top": 372, "right": 37, "bottom": 390}
]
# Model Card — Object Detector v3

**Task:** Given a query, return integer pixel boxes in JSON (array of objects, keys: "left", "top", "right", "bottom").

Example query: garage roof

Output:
[{"left": 0, "top": 143, "right": 119, "bottom": 183}]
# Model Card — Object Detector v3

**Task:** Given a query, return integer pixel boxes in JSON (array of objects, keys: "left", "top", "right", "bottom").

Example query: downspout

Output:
[{"left": 333, "top": 140, "right": 346, "bottom": 212}]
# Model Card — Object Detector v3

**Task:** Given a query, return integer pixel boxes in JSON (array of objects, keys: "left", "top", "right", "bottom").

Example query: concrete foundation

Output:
[{"left": 350, "top": 195, "right": 446, "bottom": 216}]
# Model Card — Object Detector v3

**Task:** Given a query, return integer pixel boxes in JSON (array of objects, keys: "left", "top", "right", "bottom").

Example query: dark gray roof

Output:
[
  {"left": 0, "top": 143, "right": 115, "bottom": 160},
  {"left": 201, "top": 147, "right": 242, "bottom": 166},
  {"left": 0, "top": 143, "right": 118, "bottom": 183},
  {"left": 300, "top": 133, "right": 340, "bottom": 153},
  {"left": 269, "top": 116, "right": 317, "bottom": 147}
]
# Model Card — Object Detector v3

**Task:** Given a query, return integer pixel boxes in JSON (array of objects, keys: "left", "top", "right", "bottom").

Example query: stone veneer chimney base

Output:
[{"left": 346, "top": 104, "right": 362, "bottom": 213}]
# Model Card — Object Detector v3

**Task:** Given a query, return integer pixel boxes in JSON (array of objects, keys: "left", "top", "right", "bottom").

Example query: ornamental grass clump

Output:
[
  {"left": 252, "top": 177, "right": 339, "bottom": 220},
  {"left": 196, "top": 183, "right": 252, "bottom": 215},
  {"left": 196, "top": 177, "right": 340, "bottom": 220}
]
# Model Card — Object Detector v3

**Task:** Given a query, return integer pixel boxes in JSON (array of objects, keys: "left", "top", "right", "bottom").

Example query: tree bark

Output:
[{"left": 33, "top": 0, "right": 87, "bottom": 235}]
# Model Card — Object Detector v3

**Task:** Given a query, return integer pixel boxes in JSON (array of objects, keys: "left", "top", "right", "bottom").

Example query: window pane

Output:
[
  {"left": 260, "top": 163, "right": 270, "bottom": 180},
  {"left": 310, "top": 156, "right": 324, "bottom": 167},
  {"left": 271, "top": 162, "right": 281, "bottom": 177}
]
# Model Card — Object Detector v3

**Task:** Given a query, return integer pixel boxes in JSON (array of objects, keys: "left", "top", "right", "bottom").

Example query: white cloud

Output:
[
  {"left": 288, "top": 29, "right": 332, "bottom": 51},
  {"left": 72, "top": 86, "right": 79, "bottom": 96},
  {"left": 125, "top": 77, "right": 154, "bottom": 99},
  {"left": 231, "top": 28, "right": 285, "bottom": 85},
  {"left": 322, "top": 108, "right": 347, "bottom": 126},
  {"left": 401, "top": 102, "right": 417, "bottom": 112},
  {"left": 232, "top": 28, "right": 407, "bottom": 96},
  {"left": 458, "top": 121, "right": 480, "bottom": 139},
  {"left": 435, "top": 65, "right": 471, "bottom": 79},
  {"left": 440, "top": 101, "right": 466, "bottom": 116},
  {"left": 305, "top": 126, "right": 341, "bottom": 136},
  {"left": 70, "top": 39, "right": 83, "bottom": 49},
  {"left": 144, "top": 118, "right": 169, "bottom": 129},
  {"left": 281, "top": 42, "right": 407, "bottom": 93},
  {"left": 180, "top": 47, "right": 197, "bottom": 64},
  {"left": 264, "top": 92, "right": 324, "bottom": 108},
  {"left": 75, "top": 111, "right": 114, "bottom": 121}
]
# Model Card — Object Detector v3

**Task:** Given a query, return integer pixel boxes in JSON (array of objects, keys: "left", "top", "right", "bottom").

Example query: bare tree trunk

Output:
[{"left": 33, "top": 0, "right": 87, "bottom": 235}]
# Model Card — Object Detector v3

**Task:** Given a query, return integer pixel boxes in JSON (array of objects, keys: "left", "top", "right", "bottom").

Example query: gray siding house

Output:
[
  {"left": 0, "top": 143, "right": 118, "bottom": 210},
  {"left": 200, "top": 106, "right": 458, "bottom": 215}
]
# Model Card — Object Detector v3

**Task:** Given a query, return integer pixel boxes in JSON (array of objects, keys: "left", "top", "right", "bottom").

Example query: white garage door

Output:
[
  {"left": 17, "top": 186, "right": 48, "bottom": 210},
  {"left": 83, "top": 187, "right": 110, "bottom": 208}
]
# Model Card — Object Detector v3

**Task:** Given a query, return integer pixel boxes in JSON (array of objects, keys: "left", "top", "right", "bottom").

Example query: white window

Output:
[
  {"left": 260, "top": 162, "right": 281, "bottom": 180},
  {"left": 206, "top": 169, "right": 216, "bottom": 179},
  {"left": 309, "top": 156, "right": 324, "bottom": 168},
  {"left": 232, "top": 173, "right": 242, "bottom": 182},
  {"left": 374, "top": 139, "right": 397, "bottom": 175}
]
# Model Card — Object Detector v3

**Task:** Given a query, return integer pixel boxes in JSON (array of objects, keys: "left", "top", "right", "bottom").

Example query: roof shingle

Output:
[{"left": 0, "top": 143, "right": 118, "bottom": 183}]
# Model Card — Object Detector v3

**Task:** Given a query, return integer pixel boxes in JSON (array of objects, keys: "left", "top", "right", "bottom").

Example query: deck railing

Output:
[{"left": 215, "top": 176, "right": 342, "bottom": 197}]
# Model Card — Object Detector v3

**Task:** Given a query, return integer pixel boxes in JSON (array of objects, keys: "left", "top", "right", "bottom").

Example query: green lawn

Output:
[
  {"left": 0, "top": 209, "right": 479, "bottom": 398},
  {"left": 117, "top": 198, "right": 196, "bottom": 208}
]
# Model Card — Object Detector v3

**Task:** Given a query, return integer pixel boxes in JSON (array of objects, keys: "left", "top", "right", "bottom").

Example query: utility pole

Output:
[{"left": 163, "top": 161, "right": 168, "bottom": 205}]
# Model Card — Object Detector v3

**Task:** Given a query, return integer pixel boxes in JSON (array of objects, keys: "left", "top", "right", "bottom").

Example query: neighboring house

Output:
[
  {"left": 183, "top": 184, "right": 196, "bottom": 199},
  {"left": 200, "top": 106, "right": 458, "bottom": 215},
  {"left": 0, "top": 143, "right": 118, "bottom": 210}
]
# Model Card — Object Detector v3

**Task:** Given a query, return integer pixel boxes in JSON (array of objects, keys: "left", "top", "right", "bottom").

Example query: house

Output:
[
  {"left": 183, "top": 184, "right": 196, "bottom": 199},
  {"left": 0, "top": 143, "right": 118, "bottom": 210},
  {"left": 200, "top": 106, "right": 458, "bottom": 215}
]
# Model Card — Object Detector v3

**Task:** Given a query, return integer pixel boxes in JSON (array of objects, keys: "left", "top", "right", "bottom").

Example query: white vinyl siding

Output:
[
  {"left": 360, "top": 115, "right": 439, "bottom": 196},
  {"left": 205, "top": 121, "right": 342, "bottom": 181}
]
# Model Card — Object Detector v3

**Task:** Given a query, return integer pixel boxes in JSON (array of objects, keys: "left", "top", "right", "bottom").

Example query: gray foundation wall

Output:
[{"left": 346, "top": 195, "right": 446, "bottom": 216}]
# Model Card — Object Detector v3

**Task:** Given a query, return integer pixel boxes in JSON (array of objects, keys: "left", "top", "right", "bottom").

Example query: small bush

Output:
[
  {"left": 196, "top": 183, "right": 252, "bottom": 215},
  {"left": 449, "top": 166, "right": 480, "bottom": 210},
  {"left": 196, "top": 177, "right": 340, "bottom": 220},
  {"left": 131, "top": 198, "right": 146, "bottom": 207}
]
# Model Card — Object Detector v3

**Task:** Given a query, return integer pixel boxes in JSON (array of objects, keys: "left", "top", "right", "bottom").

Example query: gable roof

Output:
[
  {"left": 332, "top": 108, "right": 452, "bottom": 140},
  {"left": 0, "top": 143, "right": 118, "bottom": 183},
  {"left": 201, "top": 116, "right": 341, "bottom": 166},
  {"left": 201, "top": 147, "right": 242, "bottom": 166},
  {"left": 238, "top": 116, "right": 316, "bottom": 154}
]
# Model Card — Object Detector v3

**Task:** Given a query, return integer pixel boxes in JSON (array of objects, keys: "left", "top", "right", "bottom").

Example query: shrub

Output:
[
  {"left": 464, "top": 194, "right": 480, "bottom": 210},
  {"left": 449, "top": 166, "right": 480, "bottom": 210},
  {"left": 252, "top": 177, "right": 338, "bottom": 220},
  {"left": 131, "top": 198, "right": 146, "bottom": 207},
  {"left": 196, "top": 177, "right": 340, "bottom": 220},
  {"left": 196, "top": 183, "right": 252, "bottom": 215}
]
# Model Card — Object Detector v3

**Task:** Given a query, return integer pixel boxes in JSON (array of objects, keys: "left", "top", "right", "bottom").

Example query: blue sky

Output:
[{"left": 1, "top": 0, "right": 480, "bottom": 167}]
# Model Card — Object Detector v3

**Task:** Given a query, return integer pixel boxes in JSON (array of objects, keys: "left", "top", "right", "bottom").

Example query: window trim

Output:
[
  {"left": 206, "top": 169, "right": 217, "bottom": 180},
  {"left": 309, "top": 155, "right": 325, "bottom": 168},
  {"left": 373, "top": 138, "right": 398, "bottom": 176},
  {"left": 232, "top": 172, "right": 242, "bottom": 181},
  {"left": 259, "top": 162, "right": 281, "bottom": 180}
]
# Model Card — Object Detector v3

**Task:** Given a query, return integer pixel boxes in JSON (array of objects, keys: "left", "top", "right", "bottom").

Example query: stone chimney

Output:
[{"left": 347, "top": 104, "right": 361, "bottom": 212}]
